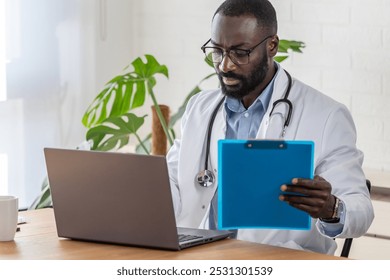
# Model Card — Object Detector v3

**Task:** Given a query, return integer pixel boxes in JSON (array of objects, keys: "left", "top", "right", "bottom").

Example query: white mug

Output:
[{"left": 0, "top": 195, "right": 18, "bottom": 241}]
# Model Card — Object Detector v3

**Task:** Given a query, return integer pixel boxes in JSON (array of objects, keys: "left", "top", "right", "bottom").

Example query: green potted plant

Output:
[{"left": 83, "top": 54, "right": 173, "bottom": 154}]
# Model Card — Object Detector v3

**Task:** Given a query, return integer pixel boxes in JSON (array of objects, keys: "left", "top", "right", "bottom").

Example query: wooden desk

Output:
[{"left": 1, "top": 209, "right": 340, "bottom": 260}]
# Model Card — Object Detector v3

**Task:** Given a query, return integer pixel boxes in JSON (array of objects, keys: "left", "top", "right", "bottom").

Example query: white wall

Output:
[{"left": 271, "top": 0, "right": 390, "bottom": 171}]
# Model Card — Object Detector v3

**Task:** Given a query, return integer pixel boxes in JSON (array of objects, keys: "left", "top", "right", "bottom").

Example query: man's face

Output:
[{"left": 210, "top": 14, "right": 273, "bottom": 100}]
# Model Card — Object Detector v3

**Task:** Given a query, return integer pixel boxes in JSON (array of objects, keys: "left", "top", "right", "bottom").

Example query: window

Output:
[
  {"left": 0, "top": 0, "right": 8, "bottom": 195},
  {"left": 0, "top": 154, "right": 8, "bottom": 194},
  {"left": 0, "top": 0, "right": 91, "bottom": 208},
  {"left": 0, "top": 0, "right": 136, "bottom": 208},
  {"left": 1, "top": 0, "right": 6, "bottom": 101}
]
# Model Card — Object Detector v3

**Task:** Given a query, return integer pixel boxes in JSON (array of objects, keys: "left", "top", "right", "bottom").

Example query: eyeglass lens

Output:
[{"left": 204, "top": 48, "right": 249, "bottom": 65}]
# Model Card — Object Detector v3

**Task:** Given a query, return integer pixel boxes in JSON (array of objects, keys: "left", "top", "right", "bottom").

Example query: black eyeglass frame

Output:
[{"left": 201, "top": 35, "right": 274, "bottom": 65}]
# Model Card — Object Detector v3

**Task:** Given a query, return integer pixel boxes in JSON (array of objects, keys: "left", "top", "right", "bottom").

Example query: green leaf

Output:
[
  {"left": 274, "top": 55, "right": 289, "bottom": 63},
  {"left": 110, "top": 83, "right": 125, "bottom": 116},
  {"left": 82, "top": 87, "right": 111, "bottom": 128},
  {"left": 132, "top": 54, "right": 169, "bottom": 79},
  {"left": 204, "top": 53, "right": 215, "bottom": 68},
  {"left": 86, "top": 113, "right": 146, "bottom": 151},
  {"left": 36, "top": 184, "right": 52, "bottom": 209},
  {"left": 29, "top": 177, "right": 52, "bottom": 209},
  {"left": 82, "top": 55, "right": 169, "bottom": 129},
  {"left": 131, "top": 81, "right": 146, "bottom": 109},
  {"left": 274, "top": 39, "right": 305, "bottom": 63},
  {"left": 277, "top": 39, "right": 305, "bottom": 54},
  {"left": 120, "top": 81, "right": 134, "bottom": 113}
]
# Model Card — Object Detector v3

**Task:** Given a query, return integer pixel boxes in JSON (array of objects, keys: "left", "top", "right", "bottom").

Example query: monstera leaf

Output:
[
  {"left": 86, "top": 113, "right": 147, "bottom": 152},
  {"left": 275, "top": 40, "right": 305, "bottom": 63},
  {"left": 82, "top": 54, "right": 168, "bottom": 129}
]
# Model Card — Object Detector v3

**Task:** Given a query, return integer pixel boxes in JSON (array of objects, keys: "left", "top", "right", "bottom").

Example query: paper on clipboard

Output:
[{"left": 217, "top": 139, "right": 314, "bottom": 230}]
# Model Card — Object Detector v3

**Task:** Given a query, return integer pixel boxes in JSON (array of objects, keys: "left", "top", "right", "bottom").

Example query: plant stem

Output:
[
  {"left": 134, "top": 133, "right": 150, "bottom": 155},
  {"left": 147, "top": 81, "right": 174, "bottom": 146}
]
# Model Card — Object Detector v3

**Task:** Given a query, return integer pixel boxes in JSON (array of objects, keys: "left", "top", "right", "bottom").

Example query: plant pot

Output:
[{"left": 151, "top": 104, "right": 170, "bottom": 155}]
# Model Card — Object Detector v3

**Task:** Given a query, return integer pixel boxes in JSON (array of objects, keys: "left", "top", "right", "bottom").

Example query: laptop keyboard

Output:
[{"left": 178, "top": 234, "right": 202, "bottom": 242}]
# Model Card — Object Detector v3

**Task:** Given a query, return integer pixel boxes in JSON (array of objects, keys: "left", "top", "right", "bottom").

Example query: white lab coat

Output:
[{"left": 166, "top": 68, "right": 374, "bottom": 255}]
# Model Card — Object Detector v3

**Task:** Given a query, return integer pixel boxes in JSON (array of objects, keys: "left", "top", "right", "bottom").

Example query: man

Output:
[{"left": 166, "top": 0, "right": 374, "bottom": 255}]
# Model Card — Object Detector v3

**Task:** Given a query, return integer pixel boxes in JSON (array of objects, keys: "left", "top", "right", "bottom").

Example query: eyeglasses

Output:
[{"left": 201, "top": 35, "right": 273, "bottom": 65}]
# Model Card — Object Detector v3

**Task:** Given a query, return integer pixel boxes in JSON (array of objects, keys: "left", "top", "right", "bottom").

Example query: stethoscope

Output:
[{"left": 196, "top": 70, "right": 293, "bottom": 188}]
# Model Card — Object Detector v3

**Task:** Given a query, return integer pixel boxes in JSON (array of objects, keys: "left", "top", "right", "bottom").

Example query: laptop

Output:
[{"left": 44, "top": 148, "right": 232, "bottom": 250}]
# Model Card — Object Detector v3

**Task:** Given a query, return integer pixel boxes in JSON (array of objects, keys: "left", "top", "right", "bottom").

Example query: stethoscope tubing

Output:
[
  {"left": 203, "top": 97, "right": 226, "bottom": 171},
  {"left": 269, "top": 70, "right": 293, "bottom": 128}
]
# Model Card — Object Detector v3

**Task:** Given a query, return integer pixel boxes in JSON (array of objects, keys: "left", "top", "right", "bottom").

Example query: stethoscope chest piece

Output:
[{"left": 196, "top": 169, "right": 215, "bottom": 188}]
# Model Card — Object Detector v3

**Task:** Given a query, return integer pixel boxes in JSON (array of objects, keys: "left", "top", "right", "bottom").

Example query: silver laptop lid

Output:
[{"left": 44, "top": 148, "right": 181, "bottom": 250}]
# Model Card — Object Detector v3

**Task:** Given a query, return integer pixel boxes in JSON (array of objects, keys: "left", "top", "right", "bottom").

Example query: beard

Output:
[{"left": 218, "top": 53, "right": 269, "bottom": 100}]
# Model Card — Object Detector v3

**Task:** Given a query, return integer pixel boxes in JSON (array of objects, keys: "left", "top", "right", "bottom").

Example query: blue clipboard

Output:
[{"left": 218, "top": 139, "right": 314, "bottom": 230}]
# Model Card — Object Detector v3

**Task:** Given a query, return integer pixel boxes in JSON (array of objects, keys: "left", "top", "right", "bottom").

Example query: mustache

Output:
[{"left": 218, "top": 72, "right": 243, "bottom": 80}]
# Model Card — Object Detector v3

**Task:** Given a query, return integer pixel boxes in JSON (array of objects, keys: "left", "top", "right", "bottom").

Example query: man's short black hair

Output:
[{"left": 213, "top": 0, "right": 277, "bottom": 32}]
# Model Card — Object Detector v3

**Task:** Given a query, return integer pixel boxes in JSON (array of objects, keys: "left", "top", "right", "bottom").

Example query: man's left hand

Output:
[{"left": 279, "top": 175, "right": 335, "bottom": 219}]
